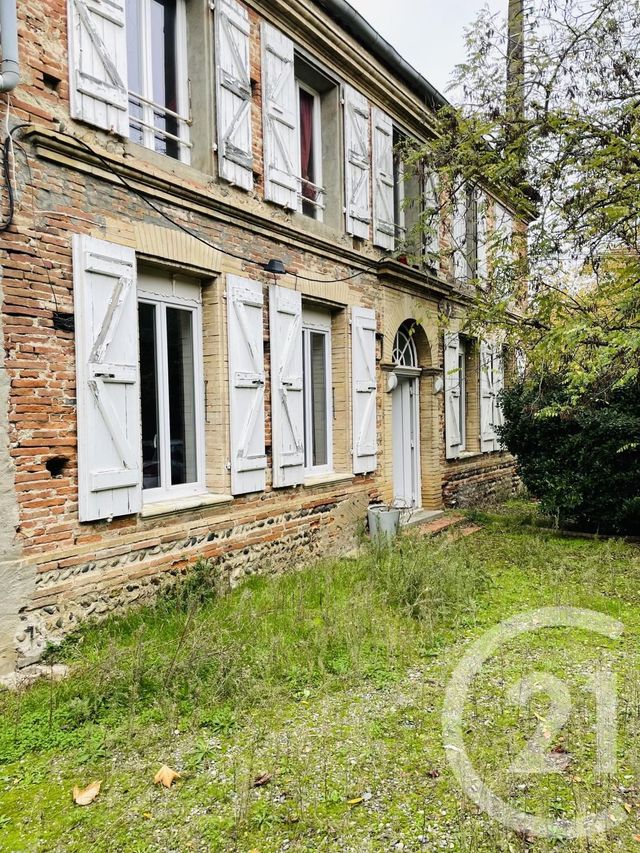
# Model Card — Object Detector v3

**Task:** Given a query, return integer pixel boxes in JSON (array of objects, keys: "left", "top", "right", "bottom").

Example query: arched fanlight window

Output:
[{"left": 393, "top": 323, "right": 418, "bottom": 368}]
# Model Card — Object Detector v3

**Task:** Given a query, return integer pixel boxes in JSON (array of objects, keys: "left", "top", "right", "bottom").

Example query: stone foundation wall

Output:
[
  {"left": 442, "top": 455, "right": 521, "bottom": 508},
  {"left": 16, "top": 487, "right": 372, "bottom": 665}
]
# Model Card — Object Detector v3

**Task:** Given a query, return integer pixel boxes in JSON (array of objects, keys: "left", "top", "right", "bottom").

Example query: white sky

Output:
[{"left": 347, "top": 0, "right": 506, "bottom": 96}]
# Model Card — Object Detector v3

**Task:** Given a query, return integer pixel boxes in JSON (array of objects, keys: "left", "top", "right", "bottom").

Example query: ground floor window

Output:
[
  {"left": 458, "top": 338, "right": 467, "bottom": 451},
  {"left": 302, "top": 308, "right": 332, "bottom": 474},
  {"left": 138, "top": 272, "right": 204, "bottom": 501}
]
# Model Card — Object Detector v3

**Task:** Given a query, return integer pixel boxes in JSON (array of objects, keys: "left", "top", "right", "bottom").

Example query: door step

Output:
[{"left": 399, "top": 509, "right": 444, "bottom": 529}]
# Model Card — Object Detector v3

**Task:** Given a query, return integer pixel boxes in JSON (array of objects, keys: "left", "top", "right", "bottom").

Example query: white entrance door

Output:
[{"left": 392, "top": 373, "right": 421, "bottom": 509}]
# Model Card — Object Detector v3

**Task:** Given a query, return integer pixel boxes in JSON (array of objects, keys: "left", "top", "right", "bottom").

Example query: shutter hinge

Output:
[
  {"left": 226, "top": 460, "right": 231, "bottom": 471},
  {"left": 208, "top": 0, "right": 215, "bottom": 10}
]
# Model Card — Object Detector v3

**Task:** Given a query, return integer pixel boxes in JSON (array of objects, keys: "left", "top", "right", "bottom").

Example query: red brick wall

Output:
[{"left": 0, "top": 0, "right": 519, "bottom": 667}]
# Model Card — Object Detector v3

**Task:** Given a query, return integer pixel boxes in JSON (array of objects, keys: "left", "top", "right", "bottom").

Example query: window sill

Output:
[
  {"left": 456, "top": 451, "right": 483, "bottom": 460},
  {"left": 303, "top": 472, "right": 353, "bottom": 489},
  {"left": 141, "top": 492, "right": 233, "bottom": 519}
]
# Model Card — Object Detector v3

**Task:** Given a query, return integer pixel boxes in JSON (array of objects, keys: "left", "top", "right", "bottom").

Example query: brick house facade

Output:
[{"left": 0, "top": 0, "right": 522, "bottom": 674}]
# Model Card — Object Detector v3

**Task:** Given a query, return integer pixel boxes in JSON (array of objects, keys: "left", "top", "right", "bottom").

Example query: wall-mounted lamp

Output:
[{"left": 264, "top": 259, "right": 286, "bottom": 275}]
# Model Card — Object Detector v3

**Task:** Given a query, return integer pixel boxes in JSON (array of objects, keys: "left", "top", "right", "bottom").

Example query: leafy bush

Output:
[{"left": 499, "top": 376, "right": 640, "bottom": 534}]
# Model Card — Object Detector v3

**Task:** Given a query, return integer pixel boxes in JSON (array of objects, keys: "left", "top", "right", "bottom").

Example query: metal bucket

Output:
[{"left": 368, "top": 505, "right": 401, "bottom": 543}]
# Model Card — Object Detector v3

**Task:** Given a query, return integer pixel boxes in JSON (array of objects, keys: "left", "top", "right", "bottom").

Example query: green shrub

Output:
[{"left": 499, "top": 375, "right": 640, "bottom": 534}]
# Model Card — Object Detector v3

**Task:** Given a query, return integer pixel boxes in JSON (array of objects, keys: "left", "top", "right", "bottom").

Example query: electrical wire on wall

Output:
[
  {"left": 4, "top": 121, "right": 385, "bottom": 286},
  {"left": 0, "top": 98, "right": 29, "bottom": 232}
]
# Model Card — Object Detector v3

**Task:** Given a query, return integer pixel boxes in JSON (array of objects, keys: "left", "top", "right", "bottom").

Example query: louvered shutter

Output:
[
  {"left": 480, "top": 340, "right": 496, "bottom": 453},
  {"left": 453, "top": 186, "right": 468, "bottom": 282},
  {"left": 424, "top": 171, "right": 440, "bottom": 259},
  {"left": 67, "top": 0, "right": 129, "bottom": 136},
  {"left": 227, "top": 276, "right": 267, "bottom": 495},
  {"left": 73, "top": 235, "right": 141, "bottom": 522},
  {"left": 261, "top": 22, "right": 299, "bottom": 209},
  {"left": 372, "top": 107, "right": 395, "bottom": 250},
  {"left": 215, "top": 0, "right": 253, "bottom": 190},
  {"left": 270, "top": 285, "right": 304, "bottom": 487},
  {"left": 351, "top": 307, "right": 377, "bottom": 474},
  {"left": 344, "top": 86, "right": 371, "bottom": 239},
  {"left": 476, "top": 189, "right": 488, "bottom": 282},
  {"left": 444, "top": 332, "right": 462, "bottom": 460}
]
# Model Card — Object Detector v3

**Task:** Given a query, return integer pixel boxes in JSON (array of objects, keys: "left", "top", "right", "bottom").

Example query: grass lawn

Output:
[{"left": 2, "top": 502, "right": 640, "bottom": 852}]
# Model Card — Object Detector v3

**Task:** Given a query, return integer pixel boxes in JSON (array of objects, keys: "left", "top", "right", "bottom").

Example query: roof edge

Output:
[{"left": 314, "top": 0, "right": 450, "bottom": 113}]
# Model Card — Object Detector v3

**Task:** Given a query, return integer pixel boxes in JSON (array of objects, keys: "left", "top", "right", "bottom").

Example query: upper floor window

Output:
[
  {"left": 126, "top": 0, "right": 191, "bottom": 162},
  {"left": 453, "top": 183, "right": 479, "bottom": 283},
  {"left": 297, "top": 80, "right": 324, "bottom": 220},
  {"left": 293, "top": 56, "right": 340, "bottom": 223}
]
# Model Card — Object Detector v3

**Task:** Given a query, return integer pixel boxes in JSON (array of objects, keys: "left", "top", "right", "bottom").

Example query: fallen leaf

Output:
[
  {"left": 633, "top": 834, "right": 640, "bottom": 842},
  {"left": 72, "top": 780, "right": 102, "bottom": 806},
  {"left": 347, "top": 797, "right": 364, "bottom": 805},
  {"left": 252, "top": 772, "right": 272, "bottom": 788},
  {"left": 154, "top": 765, "right": 181, "bottom": 788},
  {"left": 427, "top": 768, "right": 440, "bottom": 779},
  {"left": 624, "top": 803, "right": 633, "bottom": 814}
]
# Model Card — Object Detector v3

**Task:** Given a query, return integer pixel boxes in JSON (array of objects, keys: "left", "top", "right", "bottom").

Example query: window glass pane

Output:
[
  {"left": 139, "top": 303, "right": 161, "bottom": 490},
  {"left": 458, "top": 348, "right": 466, "bottom": 447},
  {"left": 126, "top": 0, "right": 144, "bottom": 146},
  {"left": 309, "top": 332, "right": 328, "bottom": 467},
  {"left": 299, "top": 87, "right": 317, "bottom": 217},
  {"left": 151, "top": 0, "right": 179, "bottom": 158},
  {"left": 166, "top": 307, "right": 197, "bottom": 485}
]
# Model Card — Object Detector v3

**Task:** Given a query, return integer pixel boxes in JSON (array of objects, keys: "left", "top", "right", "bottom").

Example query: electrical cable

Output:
[
  {"left": 41, "top": 127, "right": 384, "bottom": 285},
  {"left": 0, "top": 119, "right": 33, "bottom": 232}
]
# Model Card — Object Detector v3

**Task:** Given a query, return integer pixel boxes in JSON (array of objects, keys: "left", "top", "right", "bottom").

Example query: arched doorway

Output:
[{"left": 391, "top": 323, "right": 422, "bottom": 509}]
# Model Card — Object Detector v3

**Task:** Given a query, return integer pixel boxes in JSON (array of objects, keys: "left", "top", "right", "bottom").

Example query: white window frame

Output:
[
  {"left": 127, "top": 0, "right": 191, "bottom": 163},
  {"left": 138, "top": 274, "right": 205, "bottom": 504},
  {"left": 458, "top": 338, "right": 467, "bottom": 452},
  {"left": 302, "top": 308, "right": 333, "bottom": 475},
  {"left": 393, "top": 127, "right": 407, "bottom": 246},
  {"left": 295, "top": 78, "right": 325, "bottom": 221}
]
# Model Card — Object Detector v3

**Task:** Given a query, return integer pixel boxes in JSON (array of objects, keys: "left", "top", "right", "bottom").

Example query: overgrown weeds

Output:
[
  {"left": 0, "top": 531, "right": 487, "bottom": 765},
  {"left": 366, "top": 533, "right": 489, "bottom": 627}
]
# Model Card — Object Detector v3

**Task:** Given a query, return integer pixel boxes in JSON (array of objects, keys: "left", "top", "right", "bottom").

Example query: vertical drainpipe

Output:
[{"left": 0, "top": 0, "right": 20, "bottom": 92}]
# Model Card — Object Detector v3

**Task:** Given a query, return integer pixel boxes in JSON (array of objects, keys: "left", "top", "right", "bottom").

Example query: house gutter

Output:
[
  {"left": 314, "top": 0, "right": 449, "bottom": 113},
  {"left": 0, "top": 0, "right": 20, "bottom": 92}
]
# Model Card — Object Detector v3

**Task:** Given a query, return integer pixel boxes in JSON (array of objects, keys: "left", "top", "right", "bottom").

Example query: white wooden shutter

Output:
[
  {"left": 261, "top": 22, "right": 299, "bottom": 209},
  {"left": 270, "top": 285, "right": 304, "bottom": 488},
  {"left": 476, "top": 189, "right": 488, "bottom": 282},
  {"left": 493, "top": 344, "right": 505, "bottom": 445},
  {"left": 67, "top": 0, "right": 129, "bottom": 136},
  {"left": 215, "top": 0, "right": 254, "bottom": 190},
  {"left": 344, "top": 85, "right": 371, "bottom": 239},
  {"left": 444, "top": 332, "right": 462, "bottom": 460},
  {"left": 480, "top": 340, "right": 497, "bottom": 452},
  {"left": 424, "top": 171, "right": 440, "bottom": 259},
  {"left": 372, "top": 107, "right": 395, "bottom": 250},
  {"left": 227, "top": 276, "right": 267, "bottom": 495},
  {"left": 452, "top": 186, "right": 468, "bottom": 282},
  {"left": 73, "top": 235, "right": 141, "bottom": 522},
  {"left": 351, "top": 307, "right": 377, "bottom": 474}
]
